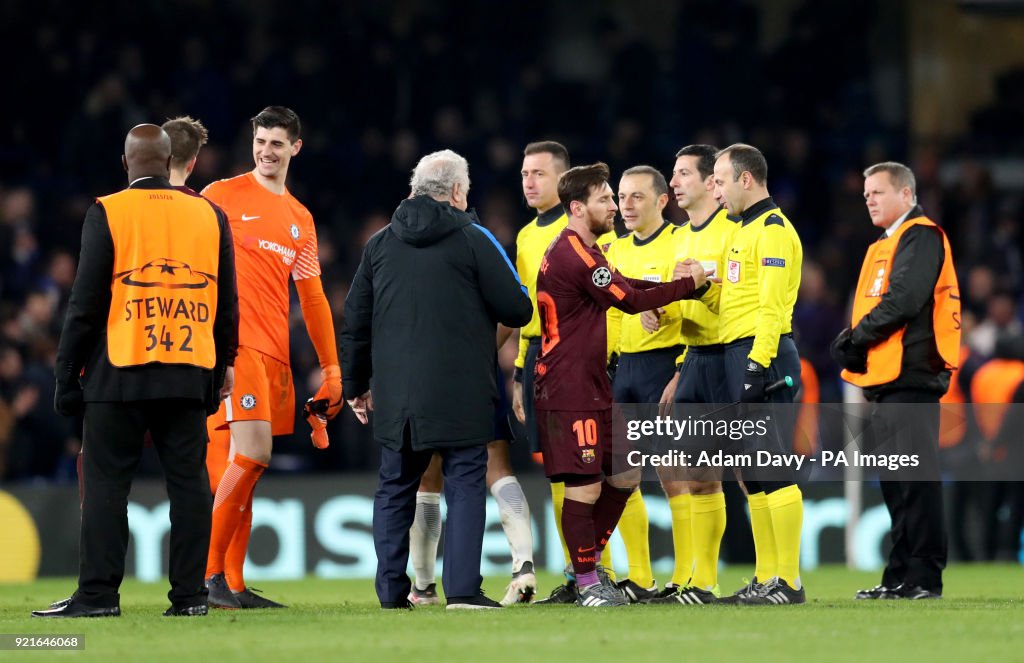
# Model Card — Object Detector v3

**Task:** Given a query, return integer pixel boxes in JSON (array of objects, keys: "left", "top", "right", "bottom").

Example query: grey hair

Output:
[
  {"left": 410, "top": 149, "right": 470, "bottom": 198},
  {"left": 864, "top": 161, "right": 917, "bottom": 200}
]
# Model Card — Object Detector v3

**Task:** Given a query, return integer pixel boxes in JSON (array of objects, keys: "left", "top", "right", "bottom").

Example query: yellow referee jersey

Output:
[
  {"left": 606, "top": 221, "right": 685, "bottom": 355},
  {"left": 515, "top": 207, "right": 614, "bottom": 368},
  {"left": 673, "top": 206, "right": 738, "bottom": 349},
  {"left": 701, "top": 197, "right": 802, "bottom": 368}
]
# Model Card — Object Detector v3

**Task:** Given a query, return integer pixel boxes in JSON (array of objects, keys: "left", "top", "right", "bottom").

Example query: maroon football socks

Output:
[
  {"left": 593, "top": 481, "right": 632, "bottom": 555},
  {"left": 562, "top": 497, "right": 599, "bottom": 588}
]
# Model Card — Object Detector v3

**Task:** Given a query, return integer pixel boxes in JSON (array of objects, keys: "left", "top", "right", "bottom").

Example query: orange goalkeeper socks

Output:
[
  {"left": 225, "top": 490, "right": 254, "bottom": 592},
  {"left": 206, "top": 453, "right": 266, "bottom": 579}
]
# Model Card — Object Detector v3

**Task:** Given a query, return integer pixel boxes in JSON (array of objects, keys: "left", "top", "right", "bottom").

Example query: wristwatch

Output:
[{"left": 746, "top": 360, "right": 765, "bottom": 374}]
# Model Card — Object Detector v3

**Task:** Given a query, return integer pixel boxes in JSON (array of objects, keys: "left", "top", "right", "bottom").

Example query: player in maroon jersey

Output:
[{"left": 534, "top": 162, "right": 709, "bottom": 607}]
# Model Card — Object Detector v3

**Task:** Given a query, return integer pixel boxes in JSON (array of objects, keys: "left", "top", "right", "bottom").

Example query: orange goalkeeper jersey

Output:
[{"left": 201, "top": 172, "right": 321, "bottom": 365}]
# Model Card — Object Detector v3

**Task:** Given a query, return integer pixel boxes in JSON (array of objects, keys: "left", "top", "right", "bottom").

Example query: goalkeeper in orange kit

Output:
[{"left": 201, "top": 107, "right": 342, "bottom": 609}]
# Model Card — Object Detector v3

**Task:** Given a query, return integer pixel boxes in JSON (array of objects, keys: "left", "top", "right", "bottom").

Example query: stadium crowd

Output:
[{"left": 2, "top": 0, "right": 1024, "bottom": 564}]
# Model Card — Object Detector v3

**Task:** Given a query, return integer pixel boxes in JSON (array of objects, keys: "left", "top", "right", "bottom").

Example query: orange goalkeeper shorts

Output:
[{"left": 213, "top": 346, "right": 295, "bottom": 436}]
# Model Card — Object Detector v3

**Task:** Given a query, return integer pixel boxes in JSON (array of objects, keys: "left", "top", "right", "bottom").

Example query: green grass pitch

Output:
[{"left": 2, "top": 565, "right": 1023, "bottom": 661}]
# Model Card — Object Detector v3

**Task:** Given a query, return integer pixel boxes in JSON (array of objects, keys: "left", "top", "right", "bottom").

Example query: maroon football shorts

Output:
[{"left": 535, "top": 408, "right": 617, "bottom": 479}]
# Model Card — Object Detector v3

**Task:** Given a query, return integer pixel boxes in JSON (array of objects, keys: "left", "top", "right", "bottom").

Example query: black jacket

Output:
[
  {"left": 341, "top": 196, "right": 532, "bottom": 451},
  {"left": 55, "top": 178, "right": 238, "bottom": 410},
  {"left": 851, "top": 208, "right": 950, "bottom": 399}
]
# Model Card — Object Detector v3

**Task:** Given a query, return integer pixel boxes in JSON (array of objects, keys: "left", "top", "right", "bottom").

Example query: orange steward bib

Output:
[
  {"left": 842, "top": 216, "right": 960, "bottom": 388},
  {"left": 99, "top": 188, "right": 220, "bottom": 368}
]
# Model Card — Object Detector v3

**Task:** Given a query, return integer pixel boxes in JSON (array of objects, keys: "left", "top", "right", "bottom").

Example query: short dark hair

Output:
[
  {"left": 251, "top": 106, "right": 301, "bottom": 142},
  {"left": 621, "top": 165, "right": 669, "bottom": 198},
  {"left": 716, "top": 143, "right": 767, "bottom": 185},
  {"left": 524, "top": 140, "right": 570, "bottom": 172},
  {"left": 558, "top": 162, "right": 610, "bottom": 211},
  {"left": 162, "top": 116, "right": 208, "bottom": 169},
  {"left": 675, "top": 144, "right": 718, "bottom": 180}
]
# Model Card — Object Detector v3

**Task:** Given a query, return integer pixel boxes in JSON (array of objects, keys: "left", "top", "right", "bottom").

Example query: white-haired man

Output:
[{"left": 342, "top": 150, "right": 533, "bottom": 610}]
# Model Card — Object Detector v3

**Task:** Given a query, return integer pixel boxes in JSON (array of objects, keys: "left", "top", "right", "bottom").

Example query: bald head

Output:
[{"left": 122, "top": 124, "right": 172, "bottom": 182}]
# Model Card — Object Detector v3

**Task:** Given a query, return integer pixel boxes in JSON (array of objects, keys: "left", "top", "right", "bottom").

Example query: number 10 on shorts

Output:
[{"left": 572, "top": 418, "right": 598, "bottom": 447}]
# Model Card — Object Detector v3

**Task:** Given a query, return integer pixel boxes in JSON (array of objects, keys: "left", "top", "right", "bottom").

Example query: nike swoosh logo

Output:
[
  {"left": 577, "top": 546, "right": 595, "bottom": 553},
  {"left": 241, "top": 214, "right": 260, "bottom": 221}
]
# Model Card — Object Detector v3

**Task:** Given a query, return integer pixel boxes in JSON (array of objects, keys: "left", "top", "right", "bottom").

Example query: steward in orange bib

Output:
[
  {"left": 36, "top": 125, "right": 238, "bottom": 619},
  {"left": 831, "top": 161, "right": 956, "bottom": 601},
  {"left": 55, "top": 147, "right": 238, "bottom": 409},
  {"left": 836, "top": 211, "right": 960, "bottom": 397}
]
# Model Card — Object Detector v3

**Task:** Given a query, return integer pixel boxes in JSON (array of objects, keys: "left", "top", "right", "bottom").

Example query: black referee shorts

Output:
[
  {"left": 613, "top": 346, "right": 681, "bottom": 403},
  {"left": 723, "top": 334, "right": 801, "bottom": 404},
  {"left": 724, "top": 334, "right": 802, "bottom": 489},
  {"left": 512, "top": 338, "right": 542, "bottom": 452},
  {"left": 674, "top": 343, "right": 729, "bottom": 404}
]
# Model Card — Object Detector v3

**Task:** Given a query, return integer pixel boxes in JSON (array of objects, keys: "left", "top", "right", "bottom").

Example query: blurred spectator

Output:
[
  {"left": 793, "top": 261, "right": 844, "bottom": 403},
  {"left": 969, "top": 292, "right": 1022, "bottom": 358}
]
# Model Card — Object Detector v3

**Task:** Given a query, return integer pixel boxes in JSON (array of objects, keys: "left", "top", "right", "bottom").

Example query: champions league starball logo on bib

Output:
[
  {"left": 290, "top": 224, "right": 300, "bottom": 240},
  {"left": 240, "top": 394, "right": 257, "bottom": 410},
  {"left": 592, "top": 266, "right": 612, "bottom": 288}
]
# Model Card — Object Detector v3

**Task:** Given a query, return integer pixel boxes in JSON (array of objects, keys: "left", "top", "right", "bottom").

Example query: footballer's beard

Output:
[{"left": 590, "top": 213, "right": 614, "bottom": 236}]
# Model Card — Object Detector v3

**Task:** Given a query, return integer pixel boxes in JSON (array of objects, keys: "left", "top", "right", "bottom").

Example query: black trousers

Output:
[
  {"left": 373, "top": 439, "right": 487, "bottom": 606},
  {"left": 78, "top": 399, "right": 211, "bottom": 608},
  {"left": 874, "top": 390, "right": 946, "bottom": 592}
]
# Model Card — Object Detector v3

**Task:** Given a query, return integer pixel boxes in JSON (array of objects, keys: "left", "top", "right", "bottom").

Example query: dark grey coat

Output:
[{"left": 341, "top": 195, "right": 531, "bottom": 451}]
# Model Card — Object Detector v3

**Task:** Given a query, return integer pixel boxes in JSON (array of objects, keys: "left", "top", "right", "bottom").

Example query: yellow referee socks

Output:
[
  {"left": 747, "top": 491, "right": 777, "bottom": 582},
  {"left": 551, "top": 481, "right": 572, "bottom": 570},
  {"left": 667, "top": 493, "right": 693, "bottom": 587},
  {"left": 618, "top": 488, "right": 654, "bottom": 588},
  {"left": 766, "top": 484, "right": 803, "bottom": 589},
  {"left": 690, "top": 492, "right": 726, "bottom": 590}
]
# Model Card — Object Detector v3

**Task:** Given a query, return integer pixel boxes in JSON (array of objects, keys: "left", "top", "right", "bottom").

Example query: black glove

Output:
[
  {"left": 740, "top": 360, "right": 766, "bottom": 403},
  {"left": 607, "top": 353, "right": 619, "bottom": 383},
  {"left": 205, "top": 364, "right": 227, "bottom": 415},
  {"left": 830, "top": 328, "right": 868, "bottom": 373},
  {"left": 54, "top": 380, "right": 84, "bottom": 417}
]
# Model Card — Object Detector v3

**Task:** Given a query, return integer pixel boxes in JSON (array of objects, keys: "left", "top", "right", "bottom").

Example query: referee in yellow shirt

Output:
[
  {"left": 603, "top": 165, "right": 680, "bottom": 602},
  {"left": 645, "top": 145, "right": 738, "bottom": 606},
  {"left": 700, "top": 144, "right": 806, "bottom": 605}
]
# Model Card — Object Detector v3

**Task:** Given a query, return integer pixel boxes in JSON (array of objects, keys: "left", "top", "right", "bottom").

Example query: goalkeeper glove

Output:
[
  {"left": 304, "top": 397, "right": 330, "bottom": 449},
  {"left": 313, "top": 364, "right": 344, "bottom": 420}
]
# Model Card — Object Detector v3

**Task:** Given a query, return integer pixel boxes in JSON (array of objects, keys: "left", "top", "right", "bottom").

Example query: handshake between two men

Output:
[{"left": 641, "top": 258, "right": 714, "bottom": 334}]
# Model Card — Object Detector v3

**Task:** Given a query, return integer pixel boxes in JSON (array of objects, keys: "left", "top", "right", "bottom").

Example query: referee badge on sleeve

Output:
[{"left": 592, "top": 266, "right": 612, "bottom": 287}]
